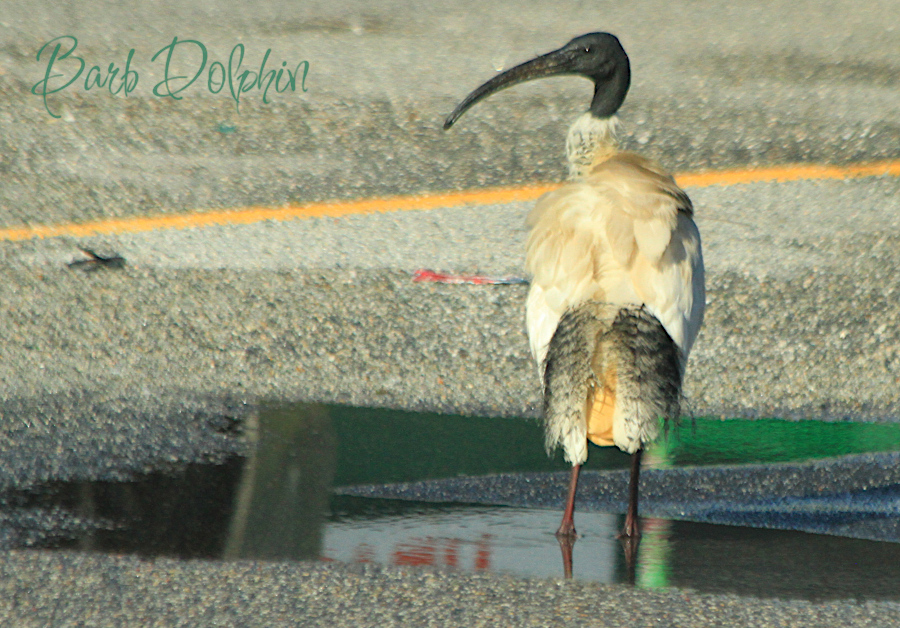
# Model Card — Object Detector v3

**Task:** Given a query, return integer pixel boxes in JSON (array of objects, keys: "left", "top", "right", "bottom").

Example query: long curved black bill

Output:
[{"left": 444, "top": 49, "right": 576, "bottom": 129}]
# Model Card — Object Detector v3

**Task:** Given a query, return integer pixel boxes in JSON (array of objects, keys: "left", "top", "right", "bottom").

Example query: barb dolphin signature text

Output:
[{"left": 32, "top": 36, "right": 310, "bottom": 118}]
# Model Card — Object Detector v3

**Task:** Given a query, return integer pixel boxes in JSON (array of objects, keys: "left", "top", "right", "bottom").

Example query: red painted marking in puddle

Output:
[
  {"left": 474, "top": 534, "right": 493, "bottom": 571},
  {"left": 393, "top": 537, "right": 438, "bottom": 567}
]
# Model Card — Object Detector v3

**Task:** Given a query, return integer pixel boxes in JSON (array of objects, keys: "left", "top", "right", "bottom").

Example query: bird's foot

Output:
[
  {"left": 617, "top": 508, "right": 641, "bottom": 541},
  {"left": 616, "top": 514, "right": 641, "bottom": 582},
  {"left": 617, "top": 532, "right": 640, "bottom": 584},
  {"left": 555, "top": 523, "right": 577, "bottom": 579},
  {"left": 555, "top": 520, "right": 577, "bottom": 541}
]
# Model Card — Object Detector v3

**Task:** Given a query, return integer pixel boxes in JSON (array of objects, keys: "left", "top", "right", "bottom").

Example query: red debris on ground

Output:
[{"left": 412, "top": 269, "right": 527, "bottom": 285}]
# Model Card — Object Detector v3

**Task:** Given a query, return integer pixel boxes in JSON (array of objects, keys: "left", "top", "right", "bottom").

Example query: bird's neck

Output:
[{"left": 565, "top": 113, "right": 619, "bottom": 179}]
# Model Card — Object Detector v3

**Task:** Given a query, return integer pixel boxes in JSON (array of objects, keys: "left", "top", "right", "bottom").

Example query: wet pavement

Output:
[{"left": 2, "top": 403, "right": 900, "bottom": 606}]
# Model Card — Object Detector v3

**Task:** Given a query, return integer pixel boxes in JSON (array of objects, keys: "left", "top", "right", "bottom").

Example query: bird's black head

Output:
[{"left": 444, "top": 32, "right": 631, "bottom": 129}]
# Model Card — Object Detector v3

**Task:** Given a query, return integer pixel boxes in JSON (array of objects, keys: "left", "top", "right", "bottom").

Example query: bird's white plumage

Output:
[{"left": 526, "top": 114, "right": 705, "bottom": 457}]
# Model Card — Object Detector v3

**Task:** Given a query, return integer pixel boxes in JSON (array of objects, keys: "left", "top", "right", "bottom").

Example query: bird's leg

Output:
[
  {"left": 621, "top": 448, "right": 643, "bottom": 539},
  {"left": 557, "top": 463, "right": 581, "bottom": 537},
  {"left": 556, "top": 463, "right": 581, "bottom": 579},
  {"left": 616, "top": 449, "right": 643, "bottom": 573},
  {"left": 621, "top": 537, "right": 638, "bottom": 585}
]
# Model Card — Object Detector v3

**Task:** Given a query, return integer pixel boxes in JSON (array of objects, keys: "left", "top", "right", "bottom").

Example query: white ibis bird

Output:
[{"left": 444, "top": 33, "right": 705, "bottom": 565}]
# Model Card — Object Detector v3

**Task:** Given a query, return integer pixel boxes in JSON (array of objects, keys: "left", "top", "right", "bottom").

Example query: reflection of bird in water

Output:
[{"left": 445, "top": 33, "right": 705, "bottom": 575}]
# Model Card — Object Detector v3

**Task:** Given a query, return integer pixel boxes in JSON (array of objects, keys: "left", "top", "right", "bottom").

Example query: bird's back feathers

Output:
[
  {"left": 526, "top": 132, "right": 704, "bottom": 463},
  {"left": 525, "top": 151, "right": 704, "bottom": 370}
]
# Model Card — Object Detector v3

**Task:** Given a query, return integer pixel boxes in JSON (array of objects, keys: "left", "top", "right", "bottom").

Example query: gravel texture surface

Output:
[{"left": 2, "top": 552, "right": 900, "bottom": 628}]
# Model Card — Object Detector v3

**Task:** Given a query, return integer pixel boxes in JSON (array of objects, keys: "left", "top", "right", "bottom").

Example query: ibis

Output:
[{"left": 444, "top": 33, "right": 705, "bottom": 568}]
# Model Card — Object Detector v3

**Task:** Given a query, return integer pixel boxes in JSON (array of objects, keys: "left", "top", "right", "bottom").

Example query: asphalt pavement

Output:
[{"left": 1, "top": 0, "right": 900, "bottom": 625}]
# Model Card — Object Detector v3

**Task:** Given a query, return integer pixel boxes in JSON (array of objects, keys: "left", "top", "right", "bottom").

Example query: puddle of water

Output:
[
  {"left": 20, "top": 458, "right": 246, "bottom": 559},
  {"left": 323, "top": 405, "right": 900, "bottom": 479},
  {"left": 3, "top": 402, "right": 900, "bottom": 600},
  {"left": 324, "top": 498, "right": 900, "bottom": 601},
  {"left": 325, "top": 498, "right": 624, "bottom": 582},
  {"left": 323, "top": 404, "right": 627, "bottom": 485},
  {"left": 663, "top": 417, "right": 900, "bottom": 466}
]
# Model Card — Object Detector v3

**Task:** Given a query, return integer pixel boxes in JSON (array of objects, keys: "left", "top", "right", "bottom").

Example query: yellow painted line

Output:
[
  {"left": 0, "top": 185, "right": 555, "bottom": 243},
  {"left": 2, "top": 160, "right": 899, "bottom": 242},
  {"left": 0, "top": 185, "right": 559, "bottom": 243},
  {"left": 676, "top": 160, "right": 900, "bottom": 188}
]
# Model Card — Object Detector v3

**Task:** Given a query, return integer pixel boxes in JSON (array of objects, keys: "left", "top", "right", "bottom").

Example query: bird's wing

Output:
[
  {"left": 525, "top": 183, "right": 616, "bottom": 370},
  {"left": 525, "top": 152, "right": 705, "bottom": 369},
  {"left": 589, "top": 152, "right": 705, "bottom": 357}
]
